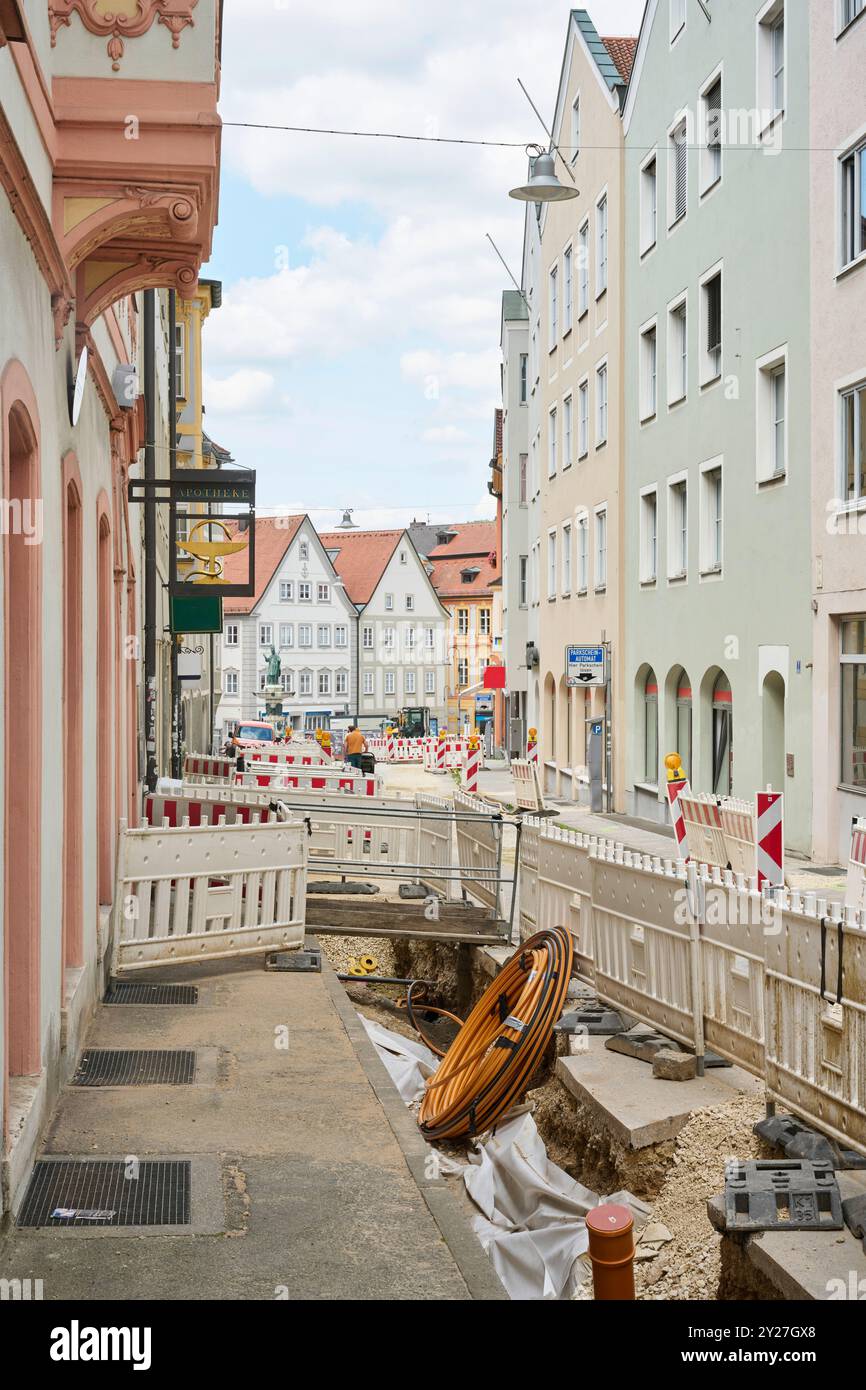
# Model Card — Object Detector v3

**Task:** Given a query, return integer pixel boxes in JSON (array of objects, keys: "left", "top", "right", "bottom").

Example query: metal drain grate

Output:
[
  {"left": 73, "top": 1049, "right": 197, "bottom": 1087},
  {"left": 17, "top": 1159, "right": 191, "bottom": 1228},
  {"left": 104, "top": 981, "right": 198, "bottom": 1006}
]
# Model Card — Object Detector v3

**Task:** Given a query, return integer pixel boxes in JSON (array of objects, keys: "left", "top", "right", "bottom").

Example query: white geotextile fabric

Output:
[
  {"left": 358, "top": 1014, "right": 438, "bottom": 1103},
  {"left": 357, "top": 1015, "right": 649, "bottom": 1300}
]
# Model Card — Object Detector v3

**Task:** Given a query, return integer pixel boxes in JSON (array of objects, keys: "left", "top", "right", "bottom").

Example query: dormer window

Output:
[{"left": 461, "top": 566, "right": 480, "bottom": 583}]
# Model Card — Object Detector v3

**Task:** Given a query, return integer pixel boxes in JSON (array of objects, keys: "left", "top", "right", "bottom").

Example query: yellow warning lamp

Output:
[
  {"left": 175, "top": 519, "right": 248, "bottom": 585},
  {"left": 528, "top": 727, "right": 538, "bottom": 741},
  {"left": 665, "top": 752, "right": 685, "bottom": 781}
]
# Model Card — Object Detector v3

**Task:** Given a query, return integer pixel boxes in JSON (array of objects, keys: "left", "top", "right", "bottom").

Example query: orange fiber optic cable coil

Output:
[{"left": 418, "top": 925, "right": 573, "bottom": 1141}]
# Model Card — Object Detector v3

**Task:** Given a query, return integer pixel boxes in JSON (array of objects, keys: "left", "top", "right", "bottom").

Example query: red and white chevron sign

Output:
[
  {"left": 756, "top": 791, "right": 784, "bottom": 889},
  {"left": 666, "top": 776, "right": 691, "bottom": 860}
]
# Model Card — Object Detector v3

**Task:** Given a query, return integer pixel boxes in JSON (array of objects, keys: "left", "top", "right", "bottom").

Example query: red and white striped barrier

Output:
[
  {"left": 720, "top": 798, "right": 756, "bottom": 877},
  {"left": 236, "top": 766, "right": 381, "bottom": 797},
  {"left": 756, "top": 791, "right": 784, "bottom": 890},
  {"left": 183, "top": 756, "right": 234, "bottom": 784},
  {"left": 463, "top": 744, "right": 481, "bottom": 793},
  {"left": 386, "top": 730, "right": 395, "bottom": 762},
  {"left": 679, "top": 793, "right": 728, "bottom": 869},
  {"left": 665, "top": 776, "right": 691, "bottom": 861},
  {"left": 145, "top": 793, "right": 275, "bottom": 828},
  {"left": 526, "top": 735, "right": 538, "bottom": 767}
]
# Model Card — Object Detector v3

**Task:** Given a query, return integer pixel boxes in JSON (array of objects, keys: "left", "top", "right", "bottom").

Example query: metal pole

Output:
[
  {"left": 605, "top": 640, "right": 612, "bottom": 814},
  {"left": 168, "top": 289, "right": 181, "bottom": 780},
  {"left": 508, "top": 817, "right": 523, "bottom": 943},
  {"left": 143, "top": 289, "right": 158, "bottom": 793}
]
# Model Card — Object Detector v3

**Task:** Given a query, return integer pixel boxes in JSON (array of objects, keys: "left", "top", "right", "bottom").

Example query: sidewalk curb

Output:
[{"left": 317, "top": 945, "right": 508, "bottom": 1301}]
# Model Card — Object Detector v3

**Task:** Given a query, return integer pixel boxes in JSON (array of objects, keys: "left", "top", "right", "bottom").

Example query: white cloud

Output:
[{"left": 202, "top": 368, "right": 277, "bottom": 413}]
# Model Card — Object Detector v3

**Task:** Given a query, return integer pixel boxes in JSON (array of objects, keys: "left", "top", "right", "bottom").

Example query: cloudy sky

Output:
[{"left": 201, "top": 0, "right": 646, "bottom": 531}]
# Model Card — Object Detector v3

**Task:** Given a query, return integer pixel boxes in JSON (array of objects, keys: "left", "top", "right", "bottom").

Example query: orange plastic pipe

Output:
[{"left": 586, "top": 1203, "right": 636, "bottom": 1300}]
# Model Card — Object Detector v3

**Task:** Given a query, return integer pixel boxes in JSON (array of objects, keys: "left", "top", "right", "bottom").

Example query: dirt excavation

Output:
[{"left": 327, "top": 933, "right": 781, "bottom": 1303}]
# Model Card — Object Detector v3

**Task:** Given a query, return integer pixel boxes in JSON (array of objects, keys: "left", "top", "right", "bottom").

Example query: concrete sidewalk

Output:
[{"left": 0, "top": 950, "right": 504, "bottom": 1301}]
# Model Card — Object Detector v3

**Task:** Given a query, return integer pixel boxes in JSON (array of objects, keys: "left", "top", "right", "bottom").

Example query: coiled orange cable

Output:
[{"left": 417, "top": 926, "right": 573, "bottom": 1140}]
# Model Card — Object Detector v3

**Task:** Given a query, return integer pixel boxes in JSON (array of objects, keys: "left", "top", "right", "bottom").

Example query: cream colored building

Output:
[{"left": 534, "top": 13, "right": 634, "bottom": 807}]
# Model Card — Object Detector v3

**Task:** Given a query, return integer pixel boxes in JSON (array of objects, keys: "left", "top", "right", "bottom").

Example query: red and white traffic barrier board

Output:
[
  {"left": 756, "top": 791, "right": 784, "bottom": 890},
  {"left": 463, "top": 744, "right": 480, "bottom": 793},
  {"left": 665, "top": 776, "right": 691, "bottom": 861},
  {"left": 526, "top": 734, "right": 538, "bottom": 766}
]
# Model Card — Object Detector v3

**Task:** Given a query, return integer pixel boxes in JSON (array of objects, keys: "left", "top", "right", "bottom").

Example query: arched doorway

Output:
[
  {"left": 762, "top": 671, "right": 785, "bottom": 793},
  {"left": 96, "top": 500, "right": 113, "bottom": 905},
  {"left": 674, "top": 666, "right": 692, "bottom": 778},
  {"left": 544, "top": 672, "right": 556, "bottom": 763},
  {"left": 63, "top": 457, "right": 84, "bottom": 972},
  {"left": 3, "top": 371, "right": 42, "bottom": 1081},
  {"left": 712, "top": 670, "right": 733, "bottom": 795},
  {"left": 643, "top": 667, "right": 659, "bottom": 785}
]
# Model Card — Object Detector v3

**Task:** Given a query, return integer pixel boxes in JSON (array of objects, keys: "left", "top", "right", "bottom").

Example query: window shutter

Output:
[
  {"left": 706, "top": 80, "right": 722, "bottom": 149},
  {"left": 707, "top": 276, "right": 721, "bottom": 353}
]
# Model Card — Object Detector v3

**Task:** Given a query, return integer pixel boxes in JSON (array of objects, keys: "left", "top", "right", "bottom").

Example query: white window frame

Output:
[
  {"left": 318, "top": 670, "right": 331, "bottom": 697},
  {"left": 576, "top": 513, "right": 589, "bottom": 594},
  {"left": 667, "top": 472, "right": 688, "bottom": 580},
  {"left": 757, "top": 0, "right": 786, "bottom": 126},
  {"left": 756, "top": 344, "right": 789, "bottom": 483},
  {"left": 519, "top": 555, "right": 528, "bottom": 607},
  {"left": 520, "top": 352, "right": 528, "bottom": 403},
  {"left": 298, "top": 541, "right": 309, "bottom": 562},
  {"left": 384, "top": 671, "right": 396, "bottom": 696},
  {"left": 595, "top": 359, "right": 608, "bottom": 445},
  {"left": 595, "top": 191, "right": 608, "bottom": 296},
  {"left": 225, "top": 622, "right": 239, "bottom": 647},
  {"left": 840, "top": 135, "right": 866, "bottom": 271},
  {"left": 279, "top": 580, "right": 294, "bottom": 602},
  {"left": 839, "top": 376, "right": 866, "bottom": 506},
  {"left": 335, "top": 669, "right": 348, "bottom": 696},
  {"left": 699, "top": 66, "right": 724, "bottom": 196},
  {"left": 174, "top": 322, "right": 186, "bottom": 400},
  {"left": 548, "top": 406, "right": 558, "bottom": 477},
  {"left": 547, "top": 529, "right": 557, "bottom": 600},
  {"left": 362, "top": 625, "right": 373, "bottom": 650},
  {"left": 279, "top": 622, "right": 294, "bottom": 649},
  {"left": 639, "top": 150, "right": 658, "bottom": 256},
  {"left": 700, "top": 456, "right": 724, "bottom": 577},
  {"left": 639, "top": 486, "right": 658, "bottom": 585},
  {"left": 563, "top": 394, "right": 573, "bottom": 468},
  {"left": 425, "top": 625, "right": 435, "bottom": 649},
  {"left": 298, "top": 623, "right": 313, "bottom": 648},
  {"left": 594, "top": 506, "right": 608, "bottom": 592},
  {"left": 562, "top": 522, "right": 572, "bottom": 596},
  {"left": 224, "top": 670, "right": 239, "bottom": 697},
  {"left": 457, "top": 608, "right": 469, "bottom": 636},
  {"left": 700, "top": 261, "right": 723, "bottom": 386},
  {"left": 840, "top": 0, "right": 866, "bottom": 33},
  {"left": 383, "top": 625, "right": 395, "bottom": 650},
  {"left": 404, "top": 670, "right": 416, "bottom": 695},
  {"left": 563, "top": 244, "right": 573, "bottom": 334},
  {"left": 425, "top": 670, "right": 436, "bottom": 695},
  {"left": 317, "top": 582, "right": 330, "bottom": 602},
  {"left": 404, "top": 624, "right": 416, "bottom": 649},
  {"left": 549, "top": 263, "right": 558, "bottom": 347},
  {"left": 668, "top": 112, "right": 689, "bottom": 229},
  {"left": 571, "top": 92, "right": 581, "bottom": 161},
  {"left": 317, "top": 623, "right": 331, "bottom": 648},
  {"left": 384, "top": 592, "right": 394, "bottom": 611},
  {"left": 405, "top": 593, "right": 415, "bottom": 611},
  {"left": 299, "top": 670, "right": 313, "bottom": 696},
  {"left": 363, "top": 671, "right": 374, "bottom": 695},
  {"left": 298, "top": 581, "right": 312, "bottom": 602},
  {"left": 639, "top": 318, "right": 658, "bottom": 422},
  {"left": 577, "top": 377, "right": 589, "bottom": 458},
  {"left": 335, "top": 624, "right": 348, "bottom": 648},
  {"left": 578, "top": 219, "right": 590, "bottom": 317},
  {"left": 259, "top": 623, "right": 273, "bottom": 647},
  {"left": 667, "top": 292, "right": 688, "bottom": 406}
]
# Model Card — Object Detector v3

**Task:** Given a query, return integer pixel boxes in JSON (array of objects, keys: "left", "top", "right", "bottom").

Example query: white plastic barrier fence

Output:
[
  {"left": 243, "top": 747, "right": 333, "bottom": 767},
  {"left": 514, "top": 817, "right": 866, "bottom": 1154},
  {"left": 111, "top": 820, "right": 307, "bottom": 974},
  {"left": 719, "top": 797, "right": 756, "bottom": 877},
  {"left": 453, "top": 790, "right": 504, "bottom": 914},
  {"left": 679, "top": 793, "right": 728, "bottom": 869},
  {"left": 237, "top": 765, "right": 382, "bottom": 797},
  {"left": 183, "top": 756, "right": 235, "bottom": 784},
  {"left": 846, "top": 817, "right": 866, "bottom": 914},
  {"left": 511, "top": 759, "right": 545, "bottom": 812}
]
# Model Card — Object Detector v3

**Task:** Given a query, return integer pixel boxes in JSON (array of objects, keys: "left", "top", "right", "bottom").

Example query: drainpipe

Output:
[
  {"left": 169, "top": 289, "right": 180, "bottom": 779},
  {"left": 354, "top": 607, "right": 360, "bottom": 724},
  {"left": 143, "top": 290, "right": 158, "bottom": 792}
]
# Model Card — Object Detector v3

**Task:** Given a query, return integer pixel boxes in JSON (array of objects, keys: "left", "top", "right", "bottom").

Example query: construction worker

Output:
[{"left": 345, "top": 724, "right": 368, "bottom": 770}]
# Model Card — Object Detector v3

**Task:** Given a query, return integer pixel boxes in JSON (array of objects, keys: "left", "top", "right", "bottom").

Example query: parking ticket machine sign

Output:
[{"left": 566, "top": 645, "right": 606, "bottom": 687}]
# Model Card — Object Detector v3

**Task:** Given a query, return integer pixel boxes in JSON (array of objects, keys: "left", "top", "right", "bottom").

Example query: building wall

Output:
[
  {"left": 536, "top": 15, "right": 627, "bottom": 808},
  {"left": 219, "top": 520, "right": 357, "bottom": 736},
  {"left": 442, "top": 591, "right": 495, "bottom": 732},
  {"left": 500, "top": 297, "right": 530, "bottom": 756},
  {"left": 358, "top": 540, "right": 449, "bottom": 727},
  {"left": 809, "top": 0, "right": 866, "bottom": 862},
  {"left": 623, "top": 0, "right": 813, "bottom": 851}
]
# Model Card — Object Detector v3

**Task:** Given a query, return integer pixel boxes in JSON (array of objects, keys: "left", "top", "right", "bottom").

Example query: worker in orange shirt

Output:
[{"left": 345, "top": 724, "right": 368, "bottom": 770}]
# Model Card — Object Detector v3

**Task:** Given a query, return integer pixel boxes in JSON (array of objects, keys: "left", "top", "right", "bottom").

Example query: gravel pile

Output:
[
  {"left": 318, "top": 934, "right": 398, "bottom": 977},
  {"left": 635, "top": 1091, "right": 767, "bottom": 1301}
]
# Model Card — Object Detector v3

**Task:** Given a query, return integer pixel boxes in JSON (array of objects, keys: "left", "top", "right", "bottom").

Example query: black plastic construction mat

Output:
[
  {"left": 17, "top": 1158, "right": 191, "bottom": 1228},
  {"left": 104, "top": 980, "right": 199, "bottom": 1005},
  {"left": 72, "top": 1050, "right": 197, "bottom": 1086}
]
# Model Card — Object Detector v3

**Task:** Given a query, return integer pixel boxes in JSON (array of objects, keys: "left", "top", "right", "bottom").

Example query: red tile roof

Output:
[
  {"left": 602, "top": 35, "right": 638, "bottom": 83},
  {"left": 427, "top": 519, "right": 498, "bottom": 560},
  {"left": 318, "top": 529, "right": 403, "bottom": 606},
  {"left": 222, "top": 515, "right": 305, "bottom": 614}
]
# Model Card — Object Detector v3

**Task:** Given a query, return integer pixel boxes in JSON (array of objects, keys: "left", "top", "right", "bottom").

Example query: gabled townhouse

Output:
[
  {"left": 319, "top": 528, "right": 450, "bottom": 730},
  {"left": 534, "top": 11, "right": 634, "bottom": 807},
  {"left": 623, "top": 0, "right": 813, "bottom": 850},
  {"left": 426, "top": 519, "right": 499, "bottom": 735},
  {"left": 809, "top": 0, "right": 866, "bottom": 862},
  {"left": 500, "top": 289, "right": 532, "bottom": 757},
  {"left": 219, "top": 517, "right": 358, "bottom": 737}
]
